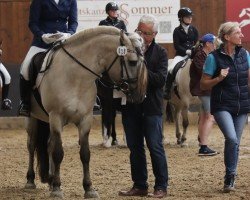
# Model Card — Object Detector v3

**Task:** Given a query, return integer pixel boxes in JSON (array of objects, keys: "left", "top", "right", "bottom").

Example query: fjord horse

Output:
[{"left": 24, "top": 26, "right": 147, "bottom": 198}]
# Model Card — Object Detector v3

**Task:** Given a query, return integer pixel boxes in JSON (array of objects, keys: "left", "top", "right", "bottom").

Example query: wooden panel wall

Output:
[
  {"left": 0, "top": 0, "right": 32, "bottom": 64},
  {"left": 0, "top": 0, "right": 249, "bottom": 64}
]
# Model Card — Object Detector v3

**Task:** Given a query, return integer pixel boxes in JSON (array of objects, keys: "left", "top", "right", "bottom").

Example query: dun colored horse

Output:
[
  {"left": 24, "top": 26, "right": 147, "bottom": 198},
  {"left": 166, "top": 59, "right": 200, "bottom": 145}
]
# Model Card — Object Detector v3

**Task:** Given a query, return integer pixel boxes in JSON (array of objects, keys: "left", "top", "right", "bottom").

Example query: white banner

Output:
[{"left": 77, "top": 0, "right": 180, "bottom": 43}]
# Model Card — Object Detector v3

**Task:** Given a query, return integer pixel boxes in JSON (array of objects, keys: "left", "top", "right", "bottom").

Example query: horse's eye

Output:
[{"left": 128, "top": 60, "right": 137, "bottom": 66}]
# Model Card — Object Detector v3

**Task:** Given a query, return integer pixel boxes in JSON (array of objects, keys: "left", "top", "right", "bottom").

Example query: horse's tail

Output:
[
  {"left": 137, "top": 59, "right": 148, "bottom": 101},
  {"left": 166, "top": 101, "right": 174, "bottom": 123},
  {"left": 36, "top": 119, "right": 50, "bottom": 183}
]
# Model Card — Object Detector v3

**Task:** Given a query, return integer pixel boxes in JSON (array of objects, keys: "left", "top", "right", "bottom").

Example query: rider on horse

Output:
[
  {"left": 96, "top": 2, "right": 127, "bottom": 111},
  {"left": 18, "top": 0, "right": 78, "bottom": 117},
  {"left": 99, "top": 2, "right": 127, "bottom": 31},
  {"left": 0, "top": 41, "right": 12, "bottom": 110},
  {"left": 164, "top": 7, "right": 199, "bottom": 100}
]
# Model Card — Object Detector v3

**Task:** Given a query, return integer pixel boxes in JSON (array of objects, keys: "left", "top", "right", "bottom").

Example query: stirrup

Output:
[
  {"left": 1, "top": 99, "right": 12, "bottom": 110},
  {"left": 18, "top": 103, "right": 30, "bottom": 117}
]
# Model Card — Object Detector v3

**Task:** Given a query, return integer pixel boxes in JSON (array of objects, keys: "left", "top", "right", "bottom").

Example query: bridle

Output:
[{"left": 60, "top": 33, "right": 143, "bottom": 93}]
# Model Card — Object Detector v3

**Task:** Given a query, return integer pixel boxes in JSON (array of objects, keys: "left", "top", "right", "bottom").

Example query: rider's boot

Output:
[
  {"left": 163, "top": 73, "right": 174, "bottom": 100},
  {"left": 1, "top": 83, "right": 12, "bottom": 110},
  {"left": 18, "top": 75, "right": 31, "bottom": 117}
]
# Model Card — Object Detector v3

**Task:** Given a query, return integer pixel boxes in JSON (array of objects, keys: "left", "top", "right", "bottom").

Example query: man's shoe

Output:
[
  {"left": 1, "top": 99, "right": 12, "bottom": 110},
  {"left": 18, "top": 102, "right": 30, "bottom": 117},
  {"left": 119, "top": 187, "right": 148, "bottom": 197},
  {"left": 198, "top": 146, "right": 219, "bottom": 156},
  {"left": 224, "top": 175, "right": 236, "bottom": 193},
  {"left": 148, "top": 189, "right": 167, "bottom": 198}
]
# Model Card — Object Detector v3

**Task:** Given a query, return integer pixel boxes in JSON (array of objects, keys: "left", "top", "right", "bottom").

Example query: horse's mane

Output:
[
  {"left": 127, "top": 32, "right": 144, "bottom": 50},
  {"left": 65, "top": 26, "right": 121, "bottom": 44},
  {"left": 64, "top": 27, "right": 144, "bottom": 52}
]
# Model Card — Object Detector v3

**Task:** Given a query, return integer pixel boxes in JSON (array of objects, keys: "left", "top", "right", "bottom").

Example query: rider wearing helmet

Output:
[
  {"left": 95, "top": 2, "right": 127, "bottom": 111},
  {"left": 164, "top": 7, "right": 199, "bottom": 100},
  {"left": 99, "top": 2, "right": 127, "bottom": 31}
]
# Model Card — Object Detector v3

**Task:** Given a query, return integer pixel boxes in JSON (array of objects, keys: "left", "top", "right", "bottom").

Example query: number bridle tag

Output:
[{"left": 117, "top": 46, "right": 127, "bottom": 56}]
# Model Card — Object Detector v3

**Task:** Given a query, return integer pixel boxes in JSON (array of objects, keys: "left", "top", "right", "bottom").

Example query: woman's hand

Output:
[{"left": 217, "top": 67, "right": 229, "bottom": 81}]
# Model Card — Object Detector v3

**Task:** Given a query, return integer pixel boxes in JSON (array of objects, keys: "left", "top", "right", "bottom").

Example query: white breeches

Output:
[
  {"left": 20, "top": 46, "right": 46, "bottom": 80},
  {"left": 0, "top": 63, "right": 11, "bottom": 84},
  {"left": 168, "top": 55, "right": 188, "bottom": 73}
]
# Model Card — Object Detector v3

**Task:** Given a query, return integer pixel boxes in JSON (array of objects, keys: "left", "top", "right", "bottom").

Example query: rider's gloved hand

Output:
[
  {"left": 186, "top": 49, "right": 192, "bottom": 56},
  {"left": 42, "top": 32, "right": 71, "bottom": 44},
  {"left": 42, "top": 33, "right": 63, "bottom": 44},
  {"left": 55, "top": 32, "right": 71, "bottom": 42}
]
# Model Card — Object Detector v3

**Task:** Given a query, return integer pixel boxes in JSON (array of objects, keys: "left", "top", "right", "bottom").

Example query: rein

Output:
[{"left": 60, "top": 33, "right": 140, "bottom": 92}]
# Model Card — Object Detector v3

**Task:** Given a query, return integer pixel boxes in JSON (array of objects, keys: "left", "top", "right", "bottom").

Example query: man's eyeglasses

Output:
[{"left": 135, "top": 29, "right": 155, "bottom": 36}]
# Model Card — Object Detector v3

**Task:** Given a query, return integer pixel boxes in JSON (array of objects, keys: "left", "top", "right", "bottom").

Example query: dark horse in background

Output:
[{"left": 97, "top": 76, "right": 124, "bottom": 148}]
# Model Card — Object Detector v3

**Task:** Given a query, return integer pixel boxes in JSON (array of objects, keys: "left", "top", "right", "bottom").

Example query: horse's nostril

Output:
[{"left": 129, "top": 61, "right": 137, "bottom": 66}]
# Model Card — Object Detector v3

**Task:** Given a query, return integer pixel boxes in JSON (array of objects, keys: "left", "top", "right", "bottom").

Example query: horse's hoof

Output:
[
  {"left": 84, "top": 190, "right": 99, "bottom": 199},
  {"left": 111, "top": 140, "right": 118, "bottom": 146},
  {"left": 24, "top": 182, "right": 36, "bottom": 189},
  {"left": 177, "top": 140, "right": 182, "bottom": 145},
  {"left": 181, "top": 143, "right": 188, "bottom": 147},
  {"left": 50, "top": 189, "right": 63, "bottom": 198},
  {"left": 103, "top": 139, "right": 112, "bottom": 148}
]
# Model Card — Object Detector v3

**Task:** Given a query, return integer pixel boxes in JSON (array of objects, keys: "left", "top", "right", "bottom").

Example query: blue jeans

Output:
[
  {"left": 213, "top": 111, "right": 247, "bottom": 177},
  {"left": 122, "top": 108, "right": 168, "bottom": 190}
]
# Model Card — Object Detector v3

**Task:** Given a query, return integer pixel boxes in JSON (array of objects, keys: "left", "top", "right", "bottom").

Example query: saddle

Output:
[
  {"left": 28, "top": 44, "right": 62, "bottom": 115},
  {"left": 29, "top": 44, "right": 61, "bottom": 88},
  {"left": 172, "top": 57, "right": 189, "bottom": 80},
  {"left": 29, "top": 52, "right": 47, "bottom": 88},
  {"left": 172, "top": 58, "right": 189, "bottom": 99}
]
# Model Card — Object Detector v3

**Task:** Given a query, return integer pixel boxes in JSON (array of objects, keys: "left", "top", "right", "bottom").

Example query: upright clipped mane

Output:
[{"left": 65, "top": 26, "right": 121, "bottom": 44}]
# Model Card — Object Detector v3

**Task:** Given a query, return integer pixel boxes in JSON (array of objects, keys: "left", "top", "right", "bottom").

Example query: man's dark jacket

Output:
[{"left": 123, "top": 39, "right": 168, "bottom": 116}]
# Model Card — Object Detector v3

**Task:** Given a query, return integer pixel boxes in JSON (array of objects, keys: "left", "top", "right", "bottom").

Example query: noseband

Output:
[{"left": 60, "top": 32, "right": 143, "bottom": 93}]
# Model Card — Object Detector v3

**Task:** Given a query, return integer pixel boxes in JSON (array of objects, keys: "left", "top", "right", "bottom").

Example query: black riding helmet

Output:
[
  {"left": 178, "top": 7, "right": 193, "bottom": 21},
  {"left": 105, "top": 2, "right": 119, "bottom": 13}
]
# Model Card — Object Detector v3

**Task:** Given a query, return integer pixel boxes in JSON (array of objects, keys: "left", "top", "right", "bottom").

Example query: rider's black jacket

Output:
[
  {"left": 173, "top": 24, "right": 199, "bottom": 56},
  {"left": 99, "top": 17, "right": 127, "bottom": 32}
]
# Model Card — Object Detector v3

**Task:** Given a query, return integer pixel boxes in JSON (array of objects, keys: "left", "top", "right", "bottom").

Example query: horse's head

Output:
[
  {"left": 61, "top": 27, "right": 147, "bottom": 103},
  {"left": 104, "top": 30, "right": 148, "bottom": 103}
]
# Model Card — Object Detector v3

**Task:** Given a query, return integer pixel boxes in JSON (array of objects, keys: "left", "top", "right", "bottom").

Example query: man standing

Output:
[{"left": 119, "top": 14, "right": 168, "bottom": 198}]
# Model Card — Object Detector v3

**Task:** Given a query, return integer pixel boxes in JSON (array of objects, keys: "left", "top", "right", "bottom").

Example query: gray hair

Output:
[
  {"left": 218, "top": 22, "right": 240, "bottom": 43},
  {"left": 138, "top": 14, "right": 159, "bottom": 32}
]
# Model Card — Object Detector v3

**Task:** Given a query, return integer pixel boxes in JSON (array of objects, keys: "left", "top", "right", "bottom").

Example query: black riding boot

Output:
[
  {"left": 1, "top": 84, "right": 12, "bottom": 110},
  {"left": 18, "top": 75, "right": 31, "bottom": 117},
  {"left": 163, "top": 73, "right": 174, "bottom": 100}
]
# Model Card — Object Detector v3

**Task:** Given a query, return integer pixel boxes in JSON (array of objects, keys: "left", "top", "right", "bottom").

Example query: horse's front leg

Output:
[
  {"left": 48, "top": 113, "right": 64, "bottom": 198},
  {"left": 25, "top": 117, "right": 37, "bottom": 189},
  {"left": 78, "top": 115, "right": 99, "bottom": 199},
  {"left": 111, "top": 111, "right": 118, "bottom": 146},
  {"left": 181, "top": 108, "right": 189, "bottom": 146},
  {"left": 174, "top": 108, "right": 182, "bottom": 145}
]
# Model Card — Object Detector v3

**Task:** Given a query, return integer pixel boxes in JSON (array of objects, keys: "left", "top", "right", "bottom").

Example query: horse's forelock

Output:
[{"left": 127, "top": 33, "right": 144, "bottom": 50}]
